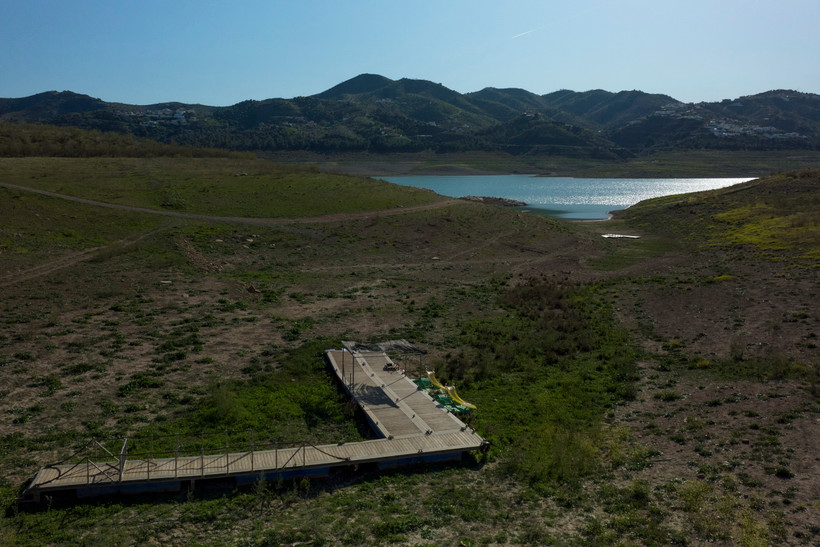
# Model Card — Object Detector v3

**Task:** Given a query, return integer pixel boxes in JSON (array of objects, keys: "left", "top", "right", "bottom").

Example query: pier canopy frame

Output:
[{"left": 341, "top": 339, "right": 427, "bottom": 376}]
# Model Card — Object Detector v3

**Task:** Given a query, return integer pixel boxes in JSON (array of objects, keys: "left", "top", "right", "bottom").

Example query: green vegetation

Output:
[
  {"left": 0, "top": 183, "right": 164, "bottom": 276},
  {"left": 0, "top": 157, "right": 817, "bottom": 545},
  {"left": 572, "top": 149, "right": 820, "bottom": 178},
  {"left": 0, "top": 122, "right": 252, "bottom": 158},
  {"left": 444, "top": 280, "right": 637, "bottom": 482},
  {"left": 619, "top": 169, "right": 820, "bottom": 264},
  {"left": 0, "top": 156, "right": 445, "bottom": 217},
  {"left": 4, "top": 82, "right": 819, "bottom": 159},
  {"left": 5, "top": 120, "right": 820, "bottom": 177},
  {"left": 139, "top": 339, "right": 367, "bottom": 449}
]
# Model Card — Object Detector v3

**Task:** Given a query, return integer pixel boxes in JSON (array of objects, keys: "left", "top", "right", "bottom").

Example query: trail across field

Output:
[
  {"left": 0, "top": 182, "right": 462, "bottom": 226},
  {"left": 0, "top": 181, "right": 462, "bottom": 286},
  {"left": 0, "top": 225, "right": 170, "bottom": 288}
]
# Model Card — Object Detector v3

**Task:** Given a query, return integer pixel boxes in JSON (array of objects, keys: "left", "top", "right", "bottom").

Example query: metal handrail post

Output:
[
  {"left": 200, "top": 433, "right": 205, "bottom": 477},
  {"left": 250, "top": 429, "right": 254, "bottom": 471},
  {"left": 119, "top": 437, "right": 128, "bottom": 482},
  {"left": 225, "top": 430, "right": 229, "bottom": 473}
]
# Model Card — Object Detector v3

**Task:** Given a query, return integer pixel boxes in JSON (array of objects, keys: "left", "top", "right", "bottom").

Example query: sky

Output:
[{"left": 1, "top": 0, "right": 818, "bottom": 106}]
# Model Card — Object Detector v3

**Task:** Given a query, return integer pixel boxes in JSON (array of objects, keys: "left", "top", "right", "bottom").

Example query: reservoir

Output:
[{"left": 382, "top": 175, "right": 754, "bottom": 220}]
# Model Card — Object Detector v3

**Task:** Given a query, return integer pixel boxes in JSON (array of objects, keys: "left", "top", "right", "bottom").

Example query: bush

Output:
[
  {"left": 117, "top": 372, "right": 165, "bottom": 396},
  {"left": 458, "top": 281, "right": 638, "bottom": 484}
]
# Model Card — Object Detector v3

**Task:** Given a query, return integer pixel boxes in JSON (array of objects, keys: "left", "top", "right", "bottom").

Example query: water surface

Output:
[{"left": 382, "top": 175, "right": 754, "bottom": 219}]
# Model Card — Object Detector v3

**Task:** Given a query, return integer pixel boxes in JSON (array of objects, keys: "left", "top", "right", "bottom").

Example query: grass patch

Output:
[
  {"left": 440, "top": 280, "right": 638, "bottom": 483},
  {"left": 136, "top": 339, "right": 367, "bottom": 450},
  {"left": 0, "top": 157, "right": 447, "bottom": 218},
  {"left": 621, "top": 169, "right": 820, "bottom": 264}
]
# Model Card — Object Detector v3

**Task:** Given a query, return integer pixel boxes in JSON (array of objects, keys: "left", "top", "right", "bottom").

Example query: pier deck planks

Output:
[{"left": 25, "top": 348, "right": 484, "bottom": 500}]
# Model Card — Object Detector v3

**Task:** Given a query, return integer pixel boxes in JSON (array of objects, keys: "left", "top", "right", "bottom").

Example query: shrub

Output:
[
  {"left": 117, "top": 372, "right": 165, "bottom": 396},
  {"left": 654, "top": 390, "right": 683, "bottom": 402},
  {"left": 774, "top": 466, "right": 794, "bottom": 479},
  {"left": 36, "top": 375, "right": 62, "bottom": 396}
]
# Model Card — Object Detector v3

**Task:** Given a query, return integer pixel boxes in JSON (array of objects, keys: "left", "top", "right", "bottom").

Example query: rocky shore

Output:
[{"left": 460, "top": 195, "right": 527, "bottom": 207}]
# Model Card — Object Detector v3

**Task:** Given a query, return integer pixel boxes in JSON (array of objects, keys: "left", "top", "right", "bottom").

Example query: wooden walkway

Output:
[
  {"left": 22, "top": 347, "right": 485, "bottom": 503},
  {"left": 326, "top": 348, "right": 471, "bottom": 438}
]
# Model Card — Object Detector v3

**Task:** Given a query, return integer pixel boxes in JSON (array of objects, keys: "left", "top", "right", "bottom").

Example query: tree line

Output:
[{"left": 0, "top": 123, "right": 253, "bottom": 158}]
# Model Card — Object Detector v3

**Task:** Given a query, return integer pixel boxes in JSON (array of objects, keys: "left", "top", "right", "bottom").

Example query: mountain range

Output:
[{"left": 1, "top": 74, "right": 818, "bottom": 157}]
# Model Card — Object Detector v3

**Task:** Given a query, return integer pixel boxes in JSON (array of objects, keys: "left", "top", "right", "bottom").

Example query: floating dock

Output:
[
  {"left": 601, "top": 233, "right": 640, "bottom": 239},
  {"left": 21, "top": 344, "right": 486, "bottom": 503}
]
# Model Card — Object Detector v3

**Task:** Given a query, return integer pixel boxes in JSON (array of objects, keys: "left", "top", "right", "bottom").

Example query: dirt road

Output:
[
  {"left": 0, "top": 181, "right": 463, "bottom": 287},
  {"left": 0, "top": 182, "right": 463, "bottom": 226}
]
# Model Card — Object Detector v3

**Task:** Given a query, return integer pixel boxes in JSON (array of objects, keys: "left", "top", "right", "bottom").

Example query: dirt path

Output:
[
  {"left": 0, "top": 182, "right": 463, "bottom": 226},
  {"left": 0, "top": 182, "right": 465, "bottom": 287},
  {"left": 0, "top": 225, "right": 172, "bottom": 288}
]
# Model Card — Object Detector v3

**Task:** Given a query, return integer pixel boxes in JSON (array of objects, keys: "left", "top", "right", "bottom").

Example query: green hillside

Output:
[{"left": 3, "top": 75, "right": 817, "bottom": 158}]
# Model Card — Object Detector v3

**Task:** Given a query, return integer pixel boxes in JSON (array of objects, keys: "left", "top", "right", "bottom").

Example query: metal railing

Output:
[{"left": 32, "top": 430, "right": 351, "bottom": 488}]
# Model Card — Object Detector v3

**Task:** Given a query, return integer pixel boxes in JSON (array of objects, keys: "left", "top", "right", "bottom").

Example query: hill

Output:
[
  {"left": 2, "top": 76, "right": 817, "bottom": 158},
  {"left": 540, "top": 88, "right": 680, "bottom": 129},
  {"left": 0, "top": 122, "right": 251, "bottom": 158}
]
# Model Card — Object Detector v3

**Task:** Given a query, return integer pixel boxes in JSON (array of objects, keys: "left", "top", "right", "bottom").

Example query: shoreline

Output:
[{"left": 259, "top": 150, "right": 796, "bottom": 178}]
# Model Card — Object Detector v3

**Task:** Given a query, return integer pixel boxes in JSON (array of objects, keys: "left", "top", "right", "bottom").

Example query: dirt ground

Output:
[
  {"left": 581, "top": 219, "right": 820, "bottom": 544},
  {"left": 1, "top": 180, "right": 817, "bottom": 543}
]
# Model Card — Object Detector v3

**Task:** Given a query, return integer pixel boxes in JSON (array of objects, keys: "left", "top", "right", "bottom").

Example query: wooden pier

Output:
[{"left": 22, "top": 344, "right": 485, "bottom": 503}]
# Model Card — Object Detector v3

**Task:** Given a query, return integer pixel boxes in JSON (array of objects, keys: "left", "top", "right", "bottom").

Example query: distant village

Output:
[
  {"left": 114, "top": 103, "right": 806, "bottom": 142},
  {"left": 653, "top": 100, "right": 805, "bottom": 140},
  {"left": 105, "top": 90, "right": 811, "bottom": 146},
  {"left": 116, "top": 108, "right": 198, "bottom": 127}
]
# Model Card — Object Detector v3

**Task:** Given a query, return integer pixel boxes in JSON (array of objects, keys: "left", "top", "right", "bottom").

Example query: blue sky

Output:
[{"left": 2, "top": 0, "right": 818, "bottom": 105}]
